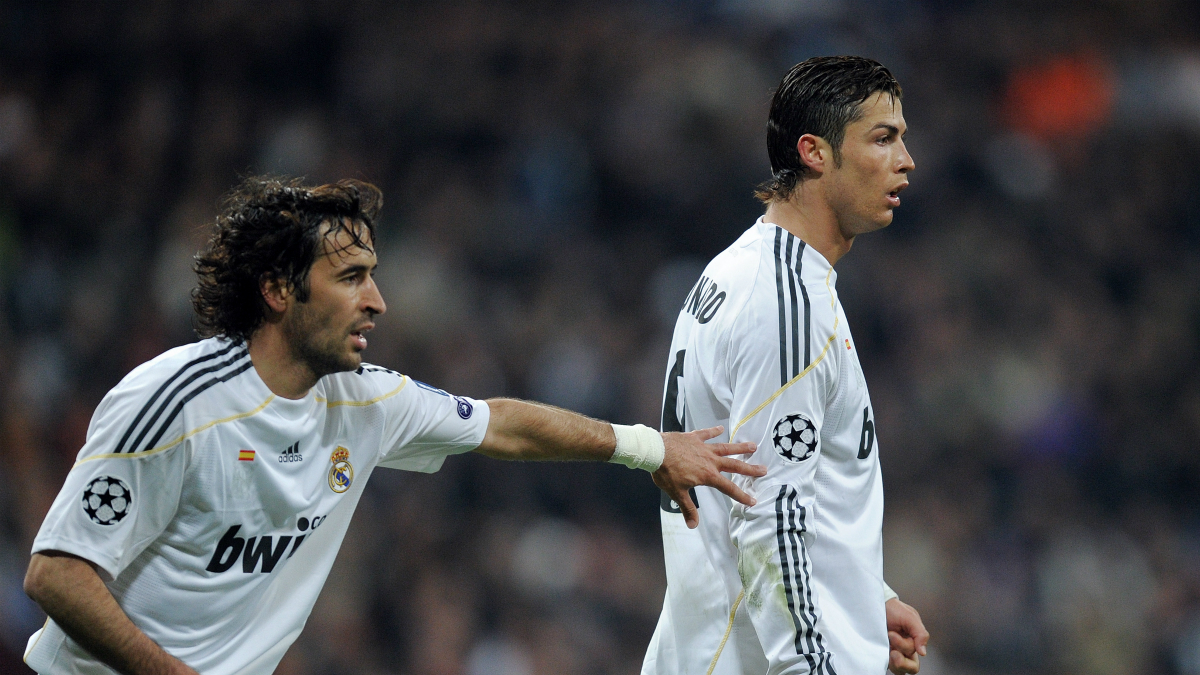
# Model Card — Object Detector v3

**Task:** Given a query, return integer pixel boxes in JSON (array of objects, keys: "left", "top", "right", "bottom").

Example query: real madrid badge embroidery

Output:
[{"left": 328, "top": 446, "right": 354, "bottom": 493}]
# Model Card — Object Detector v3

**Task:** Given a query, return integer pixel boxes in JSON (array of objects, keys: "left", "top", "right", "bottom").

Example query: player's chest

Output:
[{"left": 187, "top": 412, "right": 380, "bottom": 519}]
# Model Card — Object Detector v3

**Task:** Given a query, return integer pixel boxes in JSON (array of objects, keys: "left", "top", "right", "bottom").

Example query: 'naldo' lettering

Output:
[{"left": 684, "top": 276, "right": 726, "bottom": 324}]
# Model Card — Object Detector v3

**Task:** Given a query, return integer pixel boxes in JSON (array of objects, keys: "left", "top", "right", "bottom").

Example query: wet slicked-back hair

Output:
[
  {"left": 192, "top": 176, "right": 383, "bottom": 341},
  {"left": 755, "top": 55, "right": 902, "bottom": 203}
]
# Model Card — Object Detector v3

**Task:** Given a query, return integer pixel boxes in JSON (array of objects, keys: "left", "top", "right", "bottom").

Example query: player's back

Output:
[
  {"left": 644, "top": 217, "right": 888, "bottom": 675},
  {"left": 644, "top": 221, "right": 770, "bottom": 675}
]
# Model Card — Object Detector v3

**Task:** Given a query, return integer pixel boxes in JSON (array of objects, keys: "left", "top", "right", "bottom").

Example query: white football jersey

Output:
[
  {"left": 25, "top": 337, "right": 489, "bottom": 675},
  {"left": 643, "top": 218, "right": 888, "bottom": 675}
]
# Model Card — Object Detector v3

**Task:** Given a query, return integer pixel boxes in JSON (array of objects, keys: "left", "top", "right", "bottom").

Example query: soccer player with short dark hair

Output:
[
  {"left": 22, "top": 177, "right": 766, "bottom": 675},
  {"left": 642, "top": 56, "right": 929, "bottom": 675}
]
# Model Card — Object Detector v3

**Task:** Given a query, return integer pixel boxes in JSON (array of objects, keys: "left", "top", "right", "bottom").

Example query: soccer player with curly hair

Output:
[{"left": 23, "top": 176, "right": 765, "bottom": 675}]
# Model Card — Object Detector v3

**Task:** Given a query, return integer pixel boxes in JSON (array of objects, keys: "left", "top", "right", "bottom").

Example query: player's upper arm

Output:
[
  {"left": 726, "top": 285, "right": 839, "bottom": 490},
  {"left": 367, "top": 367, "right": 491, "bottom": 473},
  {"left": 32, "top": 368, "right": 192, "bottom": 580}
]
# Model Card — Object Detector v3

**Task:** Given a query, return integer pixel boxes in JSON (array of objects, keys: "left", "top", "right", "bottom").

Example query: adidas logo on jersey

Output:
[
  {"left": 278, "top": 441, "right": 303, "bottom": 463},
  {"left": 204, "top": 514, "right": 328, "bottom": 574}
]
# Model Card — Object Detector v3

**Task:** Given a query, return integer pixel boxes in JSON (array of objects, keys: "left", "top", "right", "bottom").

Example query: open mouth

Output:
[
  {"left": 886, "top": 183, "right": 908, "bottom": 207},
  {"left": 350, "top": 324, "right": 373, "bottom": 350}
]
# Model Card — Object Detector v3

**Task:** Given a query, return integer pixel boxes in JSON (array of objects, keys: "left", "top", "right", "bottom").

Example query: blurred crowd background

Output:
[{"left": 1, "top": 0, "right": 1200, "bottom": 673}]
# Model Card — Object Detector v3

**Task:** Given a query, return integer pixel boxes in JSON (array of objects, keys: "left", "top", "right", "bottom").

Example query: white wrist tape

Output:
[
  {"left": 883, "top": 582, "right": 899, "bottom": 602},
  {"left": 610, "top": 423, "right": 665, "bottom": 472}
]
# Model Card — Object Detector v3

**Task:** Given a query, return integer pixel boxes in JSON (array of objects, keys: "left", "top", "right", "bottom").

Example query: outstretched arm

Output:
[
  {"left": 477, "top": 398, "right": 763, "bottom": 526},
  {"left": 25, "top": 551, "right": 198, "bottom": 675}
]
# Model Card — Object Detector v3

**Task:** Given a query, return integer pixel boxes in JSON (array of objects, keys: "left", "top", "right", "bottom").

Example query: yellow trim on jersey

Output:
[
  {"left": 316, "top": 375, "right": 408, "bottom": 408},
  {"left": 730, "top": 315, "right": 839, "bottom": 441},
  {"left": 23, "top": 616, "right": 50, "bottom": 665},
  {"left": 73, "top": 395, "right": 276, "bottom": 468},
  {"left": 706, "top": 590, "right": 745, "bottom": 675}
]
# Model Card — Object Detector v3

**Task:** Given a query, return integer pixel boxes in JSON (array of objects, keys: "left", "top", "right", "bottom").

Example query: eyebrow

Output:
[
  {"left": 337, "top": 263, "right": 376, "bottom": 276},
  {"left": 870, "top": 123, "right": 902, "bottom": 134}
]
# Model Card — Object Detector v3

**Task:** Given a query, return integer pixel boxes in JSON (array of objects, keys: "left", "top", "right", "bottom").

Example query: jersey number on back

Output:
[{"left": 660, "top": 349, "right": 697, "bottom": 512}]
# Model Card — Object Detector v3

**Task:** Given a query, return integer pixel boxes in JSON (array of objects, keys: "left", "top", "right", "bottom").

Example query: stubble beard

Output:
[{"left": 282, "top": 302, "right": 359, "bottom": 380}]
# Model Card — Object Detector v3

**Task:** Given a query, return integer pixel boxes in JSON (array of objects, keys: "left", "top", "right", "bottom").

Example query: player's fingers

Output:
[
  {"left": 888, "top": 631, "right": 916, "bottom": 656},
  {"left": 711, "top": 442, "right": 758, "bottom": 457},
  {"left": 717, "top": 456, "right": 767, "bottom": 478},
  {"left": 689, "top": 425, "right": 724, "bottom": 442},
  {"left": 913, "top": 625, "right": 929, "bottom": 656},
  {"left": 676, "top": 491, "right": 700, "bottom": 528},
  {"left": 707, "top": 474, "right": 756, "bottom": 507},
  {"left": 889, "top": 649, "right": 920, "bottom": 674}
]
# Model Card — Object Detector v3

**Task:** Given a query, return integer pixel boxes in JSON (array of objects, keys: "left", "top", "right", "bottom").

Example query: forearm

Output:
[
  {"left": 25, "top": 552, "right": 197, "bottom": 675},
  {"left": 477, "top": 398, "right": 615, "bottom": 461}
]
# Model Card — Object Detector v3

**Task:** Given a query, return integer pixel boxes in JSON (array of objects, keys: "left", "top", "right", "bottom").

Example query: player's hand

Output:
[
  {"left": 652, "top": 425, "right": 762, "bottom": 528},
  {"left": 886, "top": 597, "right": 929, "bottom": 674}
]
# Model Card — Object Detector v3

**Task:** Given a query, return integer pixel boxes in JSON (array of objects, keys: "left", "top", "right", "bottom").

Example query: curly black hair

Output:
[
  {"left": 755, "top": 56, "right": 902, "bottom": 203},
  {"left": 192, "top": 176, "right": 383, "bottom": 341}
]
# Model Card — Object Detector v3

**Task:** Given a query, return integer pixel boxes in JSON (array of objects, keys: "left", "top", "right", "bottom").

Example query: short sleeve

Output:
[
  {"left": 369, "top": 371, "right": 491, "bottom": 473},
  {"left": 32, "top": 383, "right": 189, "bottom": 581}
]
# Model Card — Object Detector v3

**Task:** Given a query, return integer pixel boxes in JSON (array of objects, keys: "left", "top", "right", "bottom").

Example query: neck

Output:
[
  {"left": 762, "top": 184, "right": 853, "bottom": 267},
  {"left": 246, "top": 322, "right": 318, "bottom": 399}
]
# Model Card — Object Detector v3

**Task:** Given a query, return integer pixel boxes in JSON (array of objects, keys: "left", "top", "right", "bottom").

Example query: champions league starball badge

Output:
[
  {"left": 328, "top": 446, "right": 354, "bottom": 493},
  {"left": 772, "top": 413, "right": 818, "bottom": 463},
  {"left": 81, "top": 476, "right": 133, "bottom": 525}
]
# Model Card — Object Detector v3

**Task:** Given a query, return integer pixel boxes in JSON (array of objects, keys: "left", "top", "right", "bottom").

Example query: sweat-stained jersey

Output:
[
  {"left": 25, "top": 337, "right": 489, "bottom": 675},
  {"left": 642, "top": 218, "right": 888, "bottom": 675}
]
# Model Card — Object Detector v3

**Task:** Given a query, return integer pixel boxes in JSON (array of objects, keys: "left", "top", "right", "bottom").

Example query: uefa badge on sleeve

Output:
[
  {"left": 328, "top": 446, "right": 354, "bottom": 493},
  {"left": 81, "top": 476, "right": 132, "bottom": 525},
  {"left": 772, "top": 413, "right": 818, "bottom": 463},
  {"left": 454, "top": 396, "right": 473, "bottom": 419}
]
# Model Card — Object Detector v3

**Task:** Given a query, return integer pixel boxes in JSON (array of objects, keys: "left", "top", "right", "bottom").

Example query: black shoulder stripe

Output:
[
  {"left": 785, "top": 235, "right": 801, "bottom": 379},
  {"left": 124, "top": 347, "right": 250, "bottom": 453},
  {"left": 790, "top": 237, "right": 812, "bottom": 371},
  {"left": 137, "top": 359, "right": 255, "bottom": 452},
  {"left": 113, "top": 341, "right": 243, "bottom": 454},
  {"left": 360, "top": 365, "right": 402, "bottom": 377},
  {"left": 774, "top": 229, "right": 788, "bottom": 387}
]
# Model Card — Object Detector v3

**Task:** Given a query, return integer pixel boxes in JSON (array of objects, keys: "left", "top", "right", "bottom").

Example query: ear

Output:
[
  {"left": 796, "top": 134, "right": 831, "bottom": 175},
  {"left": 260, "top": 276, "right": 291, "bottom": 314}
]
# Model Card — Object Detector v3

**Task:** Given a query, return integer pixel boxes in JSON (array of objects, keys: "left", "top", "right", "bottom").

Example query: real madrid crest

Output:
[{"left": 328, "top": 446, "right": 354, "bottom": 493}]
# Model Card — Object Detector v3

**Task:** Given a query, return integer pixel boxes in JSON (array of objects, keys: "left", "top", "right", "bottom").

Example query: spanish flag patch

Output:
[{"left": 238, "top": 449, "right": 256, "bottom": 462}]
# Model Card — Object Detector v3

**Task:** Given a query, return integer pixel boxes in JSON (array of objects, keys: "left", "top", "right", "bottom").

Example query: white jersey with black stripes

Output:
[
  {"left": 25, "top": 337, "right": 489, "bottom": 675},
  {"left": 642, "top": 218, "right": 888, "bottom": 675}
]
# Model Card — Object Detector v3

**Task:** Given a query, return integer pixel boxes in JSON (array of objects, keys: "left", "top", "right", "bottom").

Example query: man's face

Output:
[
  {"left": 281, "top": 222, "right": 386, "bottom": 378},
  {"left": 823, "top": 92, "right": 914, "bottom": 236}
]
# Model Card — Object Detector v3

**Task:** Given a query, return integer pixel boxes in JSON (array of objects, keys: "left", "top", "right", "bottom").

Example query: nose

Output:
[
  {"left": 898, "top": 139, "right": 915, "bottom": 174},
  {"left": 363, "top": 275, "right": 387, "bottom": 316}
]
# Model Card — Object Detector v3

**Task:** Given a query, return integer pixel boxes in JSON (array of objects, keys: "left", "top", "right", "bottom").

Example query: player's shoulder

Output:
[
  {"left": 733, "top": 221, "right": 837, "bottom": 321},
  {"left": 317, "top": 363, "right": 410, "bottom": 406},
  {"left": 105, "top": 337, "right": 254, "bottom": 411},
  {"left": 678, "top": 221, "right": 772, "bottom": 330},
  {"left": 88, "top": 338, "right": 256, "bottom": 456}
]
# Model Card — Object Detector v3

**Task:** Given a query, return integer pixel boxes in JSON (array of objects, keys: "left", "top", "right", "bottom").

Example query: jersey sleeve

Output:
[
  {"left": 32, "top": 377, "right": 190, "bottom": 582},
  {"left": 724, "top": 290, "right": 841, "bottom": 674},
  {"left": 368, "top": 369, "right": 491, "bottom": 473}
]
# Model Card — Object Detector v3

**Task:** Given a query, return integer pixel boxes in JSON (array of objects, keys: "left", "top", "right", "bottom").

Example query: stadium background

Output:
[{"left": 1, "top": 0, "right": 1199, "bottom": 673}]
